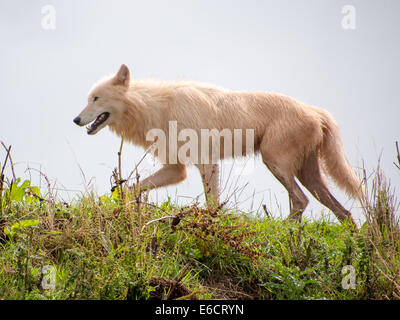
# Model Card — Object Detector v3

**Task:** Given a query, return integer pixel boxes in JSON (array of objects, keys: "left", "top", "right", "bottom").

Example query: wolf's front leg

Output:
[
  {"left": 196, "top": 164, "right": 220, "bottom": 207},
  {"left": 137, "top": 164, "right": 187, "bottom": 191}
]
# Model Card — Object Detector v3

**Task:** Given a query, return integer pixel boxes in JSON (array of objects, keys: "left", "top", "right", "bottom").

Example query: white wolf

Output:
[{"left": 74, "top": 64, "right": 363, "bottom": 227}]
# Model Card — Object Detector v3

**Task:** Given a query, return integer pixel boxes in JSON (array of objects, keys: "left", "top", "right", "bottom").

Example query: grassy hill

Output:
[{"left": 0, "top": 144, "right": 399, "bottom": 300}]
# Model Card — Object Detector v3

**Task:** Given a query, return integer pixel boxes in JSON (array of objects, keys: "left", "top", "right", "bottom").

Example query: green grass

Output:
[
  {"left": 0, "top": 177, "right": 399, "bottom": 300},
  {"left": 0, "top": 142, "right": 399, "bottom": 300}
]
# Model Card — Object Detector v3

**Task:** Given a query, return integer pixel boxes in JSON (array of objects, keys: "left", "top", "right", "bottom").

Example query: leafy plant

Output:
[{"left": 4, "top": 219, "right": 42, "bottom": 239}]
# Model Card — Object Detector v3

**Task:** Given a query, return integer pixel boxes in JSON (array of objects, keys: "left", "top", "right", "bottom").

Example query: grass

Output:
[{"left": 0, "top": 142, "right": 399, "bottom": 300}]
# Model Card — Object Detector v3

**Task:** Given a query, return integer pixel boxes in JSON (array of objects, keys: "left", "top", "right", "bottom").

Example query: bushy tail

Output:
[{"left": 319, "top": 111, "right": 364, "bottom": 200}]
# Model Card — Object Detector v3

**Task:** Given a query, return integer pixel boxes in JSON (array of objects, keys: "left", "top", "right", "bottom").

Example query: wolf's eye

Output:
[{"left": 93, "top": 96, "right": 99, "bottom": 102}]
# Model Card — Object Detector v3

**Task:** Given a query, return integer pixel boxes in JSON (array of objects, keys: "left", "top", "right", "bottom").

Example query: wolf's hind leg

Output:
[
  {"left": 261, "top": 147, "right": 309, "bottom": 221},
  {"left": 196, "top": 164, "right": 220, "bottom": 207},
  {"left": 138, "top": 164, "right": 187, "bottom": 190},
  {"left": 296, "top": 152, "right": 357, "bottom": 228},
  {"left": 264, "top": 161, "right": 309, "bottom": 221}
]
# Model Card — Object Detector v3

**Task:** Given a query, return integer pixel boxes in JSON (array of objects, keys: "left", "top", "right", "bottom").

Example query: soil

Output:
[{"left": 149, "top": 277, "right": 195, "bottom": 300}]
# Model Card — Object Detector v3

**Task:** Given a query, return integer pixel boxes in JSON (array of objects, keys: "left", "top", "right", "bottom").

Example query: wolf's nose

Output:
[{"left": 73, "top": 117, "right": 81, "bottom": 125}]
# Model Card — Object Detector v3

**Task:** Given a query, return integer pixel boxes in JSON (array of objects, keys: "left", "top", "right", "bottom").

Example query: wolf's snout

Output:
[{"left": 73, "top": 116, "right": 81, "bottom": 125}]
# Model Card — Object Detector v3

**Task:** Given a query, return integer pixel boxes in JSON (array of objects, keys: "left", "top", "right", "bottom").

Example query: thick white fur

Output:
[{"left": 75, "top": 65, "right": 362, "bottom": 226}]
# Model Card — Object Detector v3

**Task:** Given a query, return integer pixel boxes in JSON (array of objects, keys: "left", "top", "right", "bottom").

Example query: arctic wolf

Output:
[{"left": 73, "top": 64, "right": 363, "bottom": 227}]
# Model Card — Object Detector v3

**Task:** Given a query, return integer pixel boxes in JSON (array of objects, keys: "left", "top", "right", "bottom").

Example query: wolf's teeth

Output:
[{"left": 85, "top": 113, "right": 108, "bottom": 132}]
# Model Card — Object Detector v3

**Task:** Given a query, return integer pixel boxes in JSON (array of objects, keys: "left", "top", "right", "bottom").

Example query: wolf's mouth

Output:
[{"left": 86, "top": 112, "right": 110, "bottom": 134}]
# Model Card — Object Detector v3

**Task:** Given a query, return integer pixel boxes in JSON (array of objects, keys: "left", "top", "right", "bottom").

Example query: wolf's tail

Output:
[{"left": 318, "top": 111, "right": 364, "bottom": 200}]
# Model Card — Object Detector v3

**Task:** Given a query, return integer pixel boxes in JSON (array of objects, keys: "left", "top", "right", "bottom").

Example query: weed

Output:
[{"left": 0, "top": 141, "right": 399, "bottom": 300}]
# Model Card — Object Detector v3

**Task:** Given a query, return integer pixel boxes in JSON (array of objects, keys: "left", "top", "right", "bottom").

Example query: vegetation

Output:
[{"left": 0, "top": 141, "right": 399, "bottom": 300}]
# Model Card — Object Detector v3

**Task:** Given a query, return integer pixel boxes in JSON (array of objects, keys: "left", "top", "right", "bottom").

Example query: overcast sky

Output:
[{"left": 1, "top": 0, "right": 399, "bottom": 224}]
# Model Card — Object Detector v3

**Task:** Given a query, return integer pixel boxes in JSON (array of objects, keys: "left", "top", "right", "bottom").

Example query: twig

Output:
[
  {"left": 0, "top": 144, "right": 11, "bottom": 181},
  {"left": 394, "top": 141, "right": 400, "bottom": 170},
  {"left": 117, "top": 135, "right": 125, "bottom": 200},
  {"left": 140, "top": 215, "right": 175, "bottom": 232},
  {"left": 126, "top": 140, "right": 157, "bottom": 183},
  {"left": 1, "top": 142, "right": 16, "bottom": 182},
  {"left": 25, "top": 167, "right": 54, "bottom": 201},
  {"left": 0, "top": 143, "right": 12, "bottom": 214},
  {"left": 262, "top": 204, "right": 270, "bottom": 218}
]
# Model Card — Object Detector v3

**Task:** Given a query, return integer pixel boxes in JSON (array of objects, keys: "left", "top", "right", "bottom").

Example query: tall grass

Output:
[
  {"left": 358, "top": 159, "right": 400, "bottom": 298},
  {"left": 0, "top": 141, "right": 399, "bottom": 300}
]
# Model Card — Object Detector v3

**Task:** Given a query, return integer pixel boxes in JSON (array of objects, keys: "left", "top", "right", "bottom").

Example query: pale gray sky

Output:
[{"left": 1, "top": 0, "right": 399, "bottom": 224}]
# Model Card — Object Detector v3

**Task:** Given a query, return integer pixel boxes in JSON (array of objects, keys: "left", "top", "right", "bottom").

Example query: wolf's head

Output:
[{"left": 73, "top": 64, "right": 131, "bottom": 135}]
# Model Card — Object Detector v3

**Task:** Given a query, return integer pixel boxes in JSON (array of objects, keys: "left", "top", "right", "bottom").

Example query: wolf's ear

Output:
[{"left": 112, "top": 64, "right": 130, "bottom": 87}]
